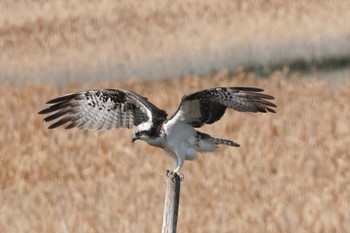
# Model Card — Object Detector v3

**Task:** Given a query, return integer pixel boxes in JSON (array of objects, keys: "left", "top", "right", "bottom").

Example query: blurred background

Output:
[
  {"left": 1, "top": 0, "right": 350, "bottom": 232},
  {"left": 1, "top": 0, "right": 350, "bottom": 84}
]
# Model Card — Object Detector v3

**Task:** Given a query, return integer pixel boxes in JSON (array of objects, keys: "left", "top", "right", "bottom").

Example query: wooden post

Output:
[{"left": 161, "top": 170, "right": 182, "bottom": 233}]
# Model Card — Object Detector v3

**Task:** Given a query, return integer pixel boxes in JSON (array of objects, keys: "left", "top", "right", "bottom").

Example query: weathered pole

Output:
[{"left": 161, "top": 171, "right": 182, "bottom": 233}]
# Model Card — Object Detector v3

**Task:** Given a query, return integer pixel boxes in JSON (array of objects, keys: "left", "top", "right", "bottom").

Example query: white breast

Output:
[
  {"left": 163, "top": 121, "right": 197, "bottom": 156},
  {"left": 164, "top": 121, "right": 196, "bottom": 145}
]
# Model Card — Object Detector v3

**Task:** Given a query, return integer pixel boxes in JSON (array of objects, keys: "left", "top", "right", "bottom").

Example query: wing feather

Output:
[
  {"left": 38, "top": 89, "right": 167, "bottom": 130},
  {"left": 169, "top": 87, "right": 276, "bottom": 127}
]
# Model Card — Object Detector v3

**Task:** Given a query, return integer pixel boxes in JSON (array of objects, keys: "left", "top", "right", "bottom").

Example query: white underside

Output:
[{"left": 162, "top": 120, "right": 217, "bottom": 172}]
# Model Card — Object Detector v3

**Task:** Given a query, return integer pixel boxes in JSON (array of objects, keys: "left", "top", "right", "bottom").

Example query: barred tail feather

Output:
[
  {"left": 196, "top": 131, "right": 240, "bottom": 147},
  {"left": 209, "top": 137, "right": 240, "bottom": 147}
]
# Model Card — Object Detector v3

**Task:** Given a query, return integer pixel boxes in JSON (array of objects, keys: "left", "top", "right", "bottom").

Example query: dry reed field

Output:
[
  {"left": 1, "top": 73, "right": 350, "bottom": 232},
  {"left": 1, "top": 0, "right": 350, "bottom": 82}
]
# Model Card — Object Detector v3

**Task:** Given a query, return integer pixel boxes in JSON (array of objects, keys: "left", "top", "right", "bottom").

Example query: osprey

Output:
[{"left": 38, "top": 87, "right": 276, "bottom": 173}]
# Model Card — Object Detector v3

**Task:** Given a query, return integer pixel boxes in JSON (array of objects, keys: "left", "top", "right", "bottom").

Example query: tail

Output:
[
  {"left": 208, "top": 137, "right": 240, "bottom": 147},
  {"left": 197, "top": 132, "right": 240, "bottom": 147}
]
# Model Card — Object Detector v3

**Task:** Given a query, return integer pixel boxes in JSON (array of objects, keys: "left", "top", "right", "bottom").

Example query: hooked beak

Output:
[{"left": 132, "top": 135, "right": 139, "bottom": 143}]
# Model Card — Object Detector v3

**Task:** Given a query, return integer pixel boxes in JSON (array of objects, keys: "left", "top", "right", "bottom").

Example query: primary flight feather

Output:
[{"left": 39, "top": 87, "right": 276, "bottom": 173}]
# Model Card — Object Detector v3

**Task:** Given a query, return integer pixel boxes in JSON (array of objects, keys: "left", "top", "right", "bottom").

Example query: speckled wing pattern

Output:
[
  {"left": 38, "top": 89, "right": 167, "bottom": 130},
  {"left": 170, "top": 87, "right": 276, "bottom": 127}
]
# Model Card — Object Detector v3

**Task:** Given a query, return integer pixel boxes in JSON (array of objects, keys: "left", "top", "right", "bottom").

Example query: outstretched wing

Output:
[
  {"left": 38, "top": 89, "right": 167, "bottom": 130},
  {"left": 168, "top": 87, "right": 276, "bottom": 127}
]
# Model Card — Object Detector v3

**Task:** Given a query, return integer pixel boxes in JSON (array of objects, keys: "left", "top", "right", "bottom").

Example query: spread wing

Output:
[
  {"left": 168, "top": 87, "right": 276, "bottom": 128},
  {"left": 38, "top": 89, "right": 167, "bottom": 130}
]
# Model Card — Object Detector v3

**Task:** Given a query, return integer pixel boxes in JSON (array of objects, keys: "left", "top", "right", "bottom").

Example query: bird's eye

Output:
[
  {"left": 136, "top": 130, "right": 148, "bottom": 136},
  {"left": 136, "top": 131, "right": 142, "bottom": 136}
]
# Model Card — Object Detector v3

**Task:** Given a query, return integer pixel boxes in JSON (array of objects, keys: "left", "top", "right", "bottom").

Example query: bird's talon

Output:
[
  {"left": 168, "top": 171, "right": 184, "bottom": 182},
  {"left": 166, "top": 170, "right": 184, "bottom": 181},
  {"left": 178, "top": 172, "right": 184, "bottom": 181},
  {"left": 166, "top": 169, "right": 173, "bottom": 178}
]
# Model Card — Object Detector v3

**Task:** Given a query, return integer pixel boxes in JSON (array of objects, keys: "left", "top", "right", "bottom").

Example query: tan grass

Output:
[
  {"left": 1, "top": 0, "right": 350, "bottom": 82},
  {"left": 1, "top": 74, "right": 350, "bottom": 232}
]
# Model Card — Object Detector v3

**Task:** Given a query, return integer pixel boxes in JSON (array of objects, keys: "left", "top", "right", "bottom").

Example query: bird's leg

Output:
[
  {"left": 173, "top": 166, "right": 180, "bottom": 174},
  {"left": 172, "top": 167, "right": 184, "bottom": 181},
  {"left": 166, "top": 152, "right": 185, "bottom": 181},
  {"left": 173, "top": 155, "right": 184, "bottom": 173}
]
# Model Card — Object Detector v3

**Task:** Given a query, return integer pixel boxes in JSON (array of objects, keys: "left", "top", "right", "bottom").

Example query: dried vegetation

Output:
[{"left": 1, "top": 73, "right": 350, "bottom": 232}]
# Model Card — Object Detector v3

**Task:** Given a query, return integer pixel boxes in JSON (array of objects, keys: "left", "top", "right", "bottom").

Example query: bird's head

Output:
[{"left": 132, "top": 122, "right": 155, "bottom": 143}]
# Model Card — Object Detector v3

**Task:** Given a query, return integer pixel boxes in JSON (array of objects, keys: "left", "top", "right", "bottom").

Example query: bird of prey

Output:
[{"left": 38, "top": 87, "right": 276, "bottom": 173}]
